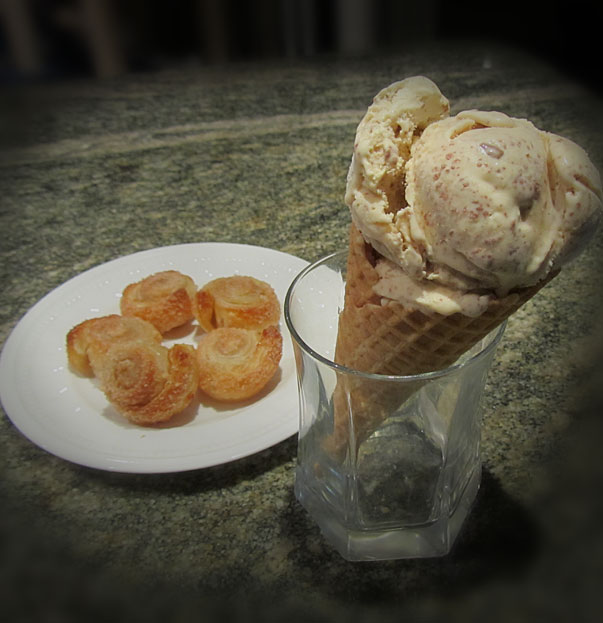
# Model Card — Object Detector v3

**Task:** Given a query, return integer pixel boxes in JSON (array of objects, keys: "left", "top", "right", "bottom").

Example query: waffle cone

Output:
[{"left": 326, "top": 224, "right": 554, "bottom": 458}]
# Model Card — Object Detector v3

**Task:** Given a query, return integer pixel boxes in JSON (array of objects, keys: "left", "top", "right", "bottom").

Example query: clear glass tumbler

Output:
[{"left": 284, "top": 251, "right": 505, "bottom": 561}]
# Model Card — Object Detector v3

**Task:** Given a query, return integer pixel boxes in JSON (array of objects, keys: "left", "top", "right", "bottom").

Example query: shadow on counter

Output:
[{"left": 277, "top": 466, "right": 540, "bottom": 596}]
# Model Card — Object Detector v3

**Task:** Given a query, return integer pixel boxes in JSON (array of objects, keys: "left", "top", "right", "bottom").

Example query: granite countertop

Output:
[{"left": 1, "top": 42, "right": 602, "bottom": 621}]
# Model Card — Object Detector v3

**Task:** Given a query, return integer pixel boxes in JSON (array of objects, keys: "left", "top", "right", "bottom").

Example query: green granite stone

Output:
[{"left": 1, "top": 42, "right": 602, "bottom": 621}]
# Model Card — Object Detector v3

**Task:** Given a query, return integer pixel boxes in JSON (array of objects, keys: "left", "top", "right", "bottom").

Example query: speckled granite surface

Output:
[{"left": 1, "top": 42, "right": 603, "bottom": 621}]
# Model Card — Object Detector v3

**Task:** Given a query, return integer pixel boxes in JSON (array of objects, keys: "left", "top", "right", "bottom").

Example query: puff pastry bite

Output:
[
  {"left": 66, "top": 314, "right": 162, "bottom": 377},
  {"left": 196, "top": 326, "right": 282, "bottom": 401},
  {"left": 121, "top": 270, "right": 196, "bottom": 333},
  {"left": 194, "top": 276, "right": 280, "bottom": 333},
  {"left": 94, "top": 341, "right": 199, "bottom": 426}
]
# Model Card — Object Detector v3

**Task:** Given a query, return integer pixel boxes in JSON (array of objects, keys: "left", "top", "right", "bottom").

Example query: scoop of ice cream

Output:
[
  {"left": 404, "top": 110, "right": 602, "bottom": 295},
  {"left": 347, "top": 78, "right": 602, "bottom": 314},
  {"left": 346, "top": 76, "right": 450, "bottom": 272}
]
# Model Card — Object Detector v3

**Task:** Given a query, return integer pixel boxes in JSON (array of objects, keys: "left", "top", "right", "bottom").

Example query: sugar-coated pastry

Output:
[
  {"left": 94, "top": 341, "right": 199, "bottom": 426},
  {"left": 194, "top": 276, "right": 280, "bottom": 333},
  {"left": 66, "top": 314, "right": 162, "bottom": 376},
  {"left": 196, "top": 326, "right": 282, "bottom": 401},
  {"left": 121, "top": 270, "right": 196, "bottom": 333}
]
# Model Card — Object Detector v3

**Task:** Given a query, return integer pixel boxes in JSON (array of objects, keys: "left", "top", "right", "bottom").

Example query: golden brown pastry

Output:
[
  {"left": 196, "top": 326, "right": 282, "bottom": 401},
  {"left": 94, "top": 341, "right": 199, "bottom": 426},
  {"left": 194, "top": 276, "right": 280, "bottom": 333},
  {"left": 120, "top": 270, "right": 196, "bottom": 333},
  {"left": 66, "top": 314, "right": 162, "bottom": 377}
]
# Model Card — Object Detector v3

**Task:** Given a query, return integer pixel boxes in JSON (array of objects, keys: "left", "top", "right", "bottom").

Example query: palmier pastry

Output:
[
  {"left": 121, "top": 270, "right": 196, "bottom": 333},
  {"left": 94, "top": 341, "right": 199, "bottom": 425},
  {"left": 196, "top": 326, "right": 282, "bottom": 401},
  {"left": 66, "top": 314, "right": 162, "bottom": 376},
  {"left": 194, "top": 276, "right": 280, "bottom": 333}
]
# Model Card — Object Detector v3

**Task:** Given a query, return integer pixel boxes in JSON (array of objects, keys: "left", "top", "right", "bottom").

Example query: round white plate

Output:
[{"left": 0, "top": 243, "right": 308, "bottom": 473}]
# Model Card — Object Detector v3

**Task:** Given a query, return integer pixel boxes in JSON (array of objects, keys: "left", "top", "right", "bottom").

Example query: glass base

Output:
[{"left": 294, "top": 465, "right": 481, "bottom": 561}]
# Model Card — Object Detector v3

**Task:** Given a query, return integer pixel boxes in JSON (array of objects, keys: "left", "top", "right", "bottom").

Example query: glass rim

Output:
[{"left": 284, "top": 250, "right": 506, "bottom": 383}]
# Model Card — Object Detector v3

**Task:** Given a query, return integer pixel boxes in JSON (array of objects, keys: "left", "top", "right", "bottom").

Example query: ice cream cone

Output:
[
  {"left": 321, "top": 77, "right": 599, "bottom": 460},
  {"left": 326, "top": 223, "right": 553, "bottom": 458}
]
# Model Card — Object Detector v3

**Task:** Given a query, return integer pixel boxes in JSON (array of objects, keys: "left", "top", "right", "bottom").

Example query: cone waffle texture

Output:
[
  {"left": 327, "top": 224, "right": 553, "bottom": 457},
  {"left": 334, "top": 224, "right": 548, "bottom": 376}
]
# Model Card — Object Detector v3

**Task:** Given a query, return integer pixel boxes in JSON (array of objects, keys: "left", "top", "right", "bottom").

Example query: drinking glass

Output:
[{"left": 285, "top": 251, "right": 505, "bottom": 560}]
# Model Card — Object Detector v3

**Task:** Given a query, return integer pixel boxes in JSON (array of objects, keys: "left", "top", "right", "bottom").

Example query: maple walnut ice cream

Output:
[{"left": 346, "top": 76, "right": 602, "bottom": 317}]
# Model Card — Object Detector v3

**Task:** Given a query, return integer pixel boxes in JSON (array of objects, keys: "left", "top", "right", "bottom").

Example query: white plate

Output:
[{"left": 0, "top": 243, "right": 308, "bottom": 473}]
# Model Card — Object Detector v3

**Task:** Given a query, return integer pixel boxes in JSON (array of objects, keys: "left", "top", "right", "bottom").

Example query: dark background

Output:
[{"left": 1, "top": 0, "right": 601, "bottom": 93}]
